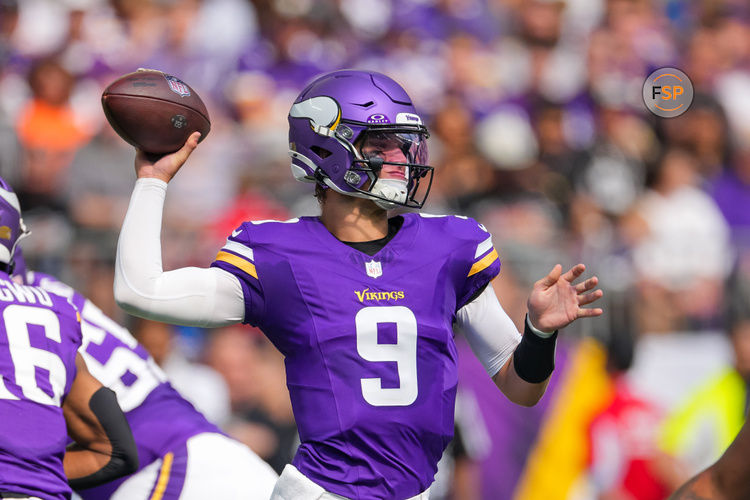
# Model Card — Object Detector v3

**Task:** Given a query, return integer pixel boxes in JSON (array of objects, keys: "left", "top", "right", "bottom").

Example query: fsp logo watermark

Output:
[{"left": 642, "top": 68, "right": 694, "bottom": 118}]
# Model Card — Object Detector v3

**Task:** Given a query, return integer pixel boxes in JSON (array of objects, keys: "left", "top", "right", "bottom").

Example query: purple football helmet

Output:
[
  {"left": 288, "top": 70, "right": 433, "bottom": 209},
  {"left": 0, "top": 177, "right": 28, "bottom": 270}
]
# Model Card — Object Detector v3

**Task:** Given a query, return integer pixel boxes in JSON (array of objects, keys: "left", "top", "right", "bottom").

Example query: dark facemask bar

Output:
[
  {"left": 315, "top": 122, "right": 434, "bottom": 208},
  {"left": 348, "top": 157, "right": 434, "bottom": 209}
]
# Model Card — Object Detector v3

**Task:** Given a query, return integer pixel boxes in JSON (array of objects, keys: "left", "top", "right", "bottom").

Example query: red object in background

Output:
[
  {"left": 211, "top": 191, "right": 290, "bottom": 241},
  {"left": 587, "top": 377, "right": 672, "bottom": 500}
]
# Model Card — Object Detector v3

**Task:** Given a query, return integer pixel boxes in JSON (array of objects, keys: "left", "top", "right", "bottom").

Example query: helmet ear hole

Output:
[{"left": 311, "top": 145, "right": 332, "bottom": 159}]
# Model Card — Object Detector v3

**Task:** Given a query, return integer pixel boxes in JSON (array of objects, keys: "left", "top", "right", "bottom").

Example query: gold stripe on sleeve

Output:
[
  {"left": 215, "top": 251, "right": 258, "bottom": 279},
  {"left": 149, "top": 452, "right": 174, "bottom": 500},
  {"left": 468, "top": 248, "right": 499, "bottom": 277}
]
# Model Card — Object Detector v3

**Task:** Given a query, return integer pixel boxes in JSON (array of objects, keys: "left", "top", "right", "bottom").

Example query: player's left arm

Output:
[
  {"left": 458, "top": 264, "right": 602, "bottom": 406},
  {"left": 457, "top": 284, "right": 548, "bottom": 406},
  {"left": 62, "top": 353, "right": 138, "bottom": 489}
]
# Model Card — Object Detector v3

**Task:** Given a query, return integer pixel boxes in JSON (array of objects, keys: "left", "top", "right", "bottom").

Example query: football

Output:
[{"left": 101, "top": 69, "right": 211, "bottom": 154}]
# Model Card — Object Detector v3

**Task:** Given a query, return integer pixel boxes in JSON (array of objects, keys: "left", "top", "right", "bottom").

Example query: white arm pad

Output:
[
  {"left": 456, "top": 285, "right": 522, "bottom": 377},
  {"left": 114, "top": 178, "right": 245, "bottom": 327}
]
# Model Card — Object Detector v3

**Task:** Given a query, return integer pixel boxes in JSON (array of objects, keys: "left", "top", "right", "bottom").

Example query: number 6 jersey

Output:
[
  {"left": 0, "top": 273, "right": 83, "bottom": 500},
  {"left": 211, "top": 213, "right": 501, "bottom": 499}
]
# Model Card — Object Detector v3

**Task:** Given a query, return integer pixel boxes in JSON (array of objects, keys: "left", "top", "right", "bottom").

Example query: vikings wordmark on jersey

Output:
[
  {"left": 211, "top": 213, "right": 500, "bottom": 499},
  {"left": 0, "top": 277, "right": 83, "bottom": 500}
]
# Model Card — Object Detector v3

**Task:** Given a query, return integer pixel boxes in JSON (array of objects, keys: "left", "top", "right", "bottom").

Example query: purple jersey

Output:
[
  {"left": 211, "top": 213, "right": 500, "bottom": 498},
  {"left": 26, "top": 272, "right": 221, "bottom": 499},
  {"left": 0, "top": 272, "right": 82, "bottom": 500}
]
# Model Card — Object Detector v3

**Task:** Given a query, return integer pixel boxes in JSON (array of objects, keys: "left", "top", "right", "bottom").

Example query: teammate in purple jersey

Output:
[
  {"left": 0, "top": 171, "right": 276, "bottom": 499},
  {"left": 114, "top": 70, "right": 604, "bottom": 499},
  {"left": 0, "top": 179, "right": 137, "bottom": 499},
  {"left": 17, "top": 269, "right": 278, "bottom": 500}
]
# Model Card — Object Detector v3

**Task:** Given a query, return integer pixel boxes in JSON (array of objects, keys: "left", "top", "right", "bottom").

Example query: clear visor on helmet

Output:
[
  {"left": 357, "top": 129, "right": 429, "bottom": 166},
  {"left": 346, "top": 126, "right": 434, "bottom": 209}
]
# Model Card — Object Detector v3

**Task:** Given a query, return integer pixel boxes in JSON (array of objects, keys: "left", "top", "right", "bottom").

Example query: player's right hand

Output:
[{"left": 134, "top": 131, "right": 201, "bottom": 183}]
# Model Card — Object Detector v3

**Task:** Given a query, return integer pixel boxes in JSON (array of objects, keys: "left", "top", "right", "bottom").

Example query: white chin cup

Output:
[{"left": 370, "top": 178, "right": 408, "bottom": 210}]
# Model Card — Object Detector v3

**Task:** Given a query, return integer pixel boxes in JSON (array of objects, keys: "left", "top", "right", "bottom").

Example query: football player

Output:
[
  {"left": 0, "top": 179, "right": 278, "bottom": 499},
  {"left": 19, "top": 264, "right": 279, "bottom": 500},
  {"left": 114, "top": 70, "right": 604, "bottom": 499},
  {"left": 0, "top": 179, "right": 138, "bottom": 499}
]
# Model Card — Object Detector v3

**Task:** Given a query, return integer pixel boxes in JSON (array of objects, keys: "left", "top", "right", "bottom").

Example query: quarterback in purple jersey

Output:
[
  {"left": 0, "top": 179, "right": 137, "bottom": 499},
  {"left": 114, "top": 70, "right": 603, "bottom": 499}
]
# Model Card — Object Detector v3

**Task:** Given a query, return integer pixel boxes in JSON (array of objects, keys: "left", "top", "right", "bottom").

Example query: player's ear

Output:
[{"left": 314, "top": 184, "right": 327, "bottom": 205}]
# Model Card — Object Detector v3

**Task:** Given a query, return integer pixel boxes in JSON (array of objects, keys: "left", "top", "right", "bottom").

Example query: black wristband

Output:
[
  {"left": 512, "top": 316, "right": 558, "bottom": 384},
  {"left": 69, "top": 387, "right": 139, "bottom": 490}
]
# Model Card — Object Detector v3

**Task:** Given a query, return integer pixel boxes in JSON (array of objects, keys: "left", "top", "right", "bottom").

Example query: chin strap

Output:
[{"left": 371, "top": 178, "right": 408, "bottom": 210}]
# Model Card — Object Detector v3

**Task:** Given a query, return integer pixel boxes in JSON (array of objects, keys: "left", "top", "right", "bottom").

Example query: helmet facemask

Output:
[{"left": 345, "top": 125, "right": 433, "bottom": 210}]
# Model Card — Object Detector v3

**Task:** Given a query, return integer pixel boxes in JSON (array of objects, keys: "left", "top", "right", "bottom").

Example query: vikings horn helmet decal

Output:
[
  {"left": 289, "top": 96, "right": 342, "bottom": 133},
  {"left": 287, "top": 70, "right": 433, "bottom": 209}
]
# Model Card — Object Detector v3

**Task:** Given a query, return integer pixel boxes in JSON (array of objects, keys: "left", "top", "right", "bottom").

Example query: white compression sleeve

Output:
[
  {"left": 456, "top": 285, "right": 522, "bottom": 377},
  {"left": 114, "top": 178, "right": 246, "bottom": 327}
]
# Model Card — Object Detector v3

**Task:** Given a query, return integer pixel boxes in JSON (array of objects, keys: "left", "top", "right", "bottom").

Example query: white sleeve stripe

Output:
[
  {"left": 474, "top": 236, "right": 493, "bottom": 259},
  {"left": 223, "top": 240, "right": 254, "bottom": 262}
]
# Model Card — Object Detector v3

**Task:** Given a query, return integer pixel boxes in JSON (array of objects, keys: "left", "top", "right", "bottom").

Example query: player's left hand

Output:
[{"left": 527, "top": 263, "right": 603, "bottom": 333}]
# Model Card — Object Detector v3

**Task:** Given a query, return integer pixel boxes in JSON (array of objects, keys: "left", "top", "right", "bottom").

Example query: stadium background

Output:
[{"left": 0, "top": 0, "right": 748, "bottom": 498}]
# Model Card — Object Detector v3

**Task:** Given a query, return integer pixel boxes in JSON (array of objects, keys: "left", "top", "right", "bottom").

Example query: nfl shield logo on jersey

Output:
[
  {"left": 365, "top": 260, "right": 382, "bottom": 278},
  {"left": 164, "top": 74, "right": 191, "bottom": 97}
]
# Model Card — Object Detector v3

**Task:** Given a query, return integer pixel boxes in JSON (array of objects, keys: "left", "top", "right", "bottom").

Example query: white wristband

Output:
[{"left": 526, "top": 315, "right": 556, "bottom": 339}]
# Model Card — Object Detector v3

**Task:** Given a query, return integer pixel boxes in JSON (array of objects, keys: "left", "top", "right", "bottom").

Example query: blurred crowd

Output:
[{"left": 1, "top": 0, "right": 749, "bottom": 498}]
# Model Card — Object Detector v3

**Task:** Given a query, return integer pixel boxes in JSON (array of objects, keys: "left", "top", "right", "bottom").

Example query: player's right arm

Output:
[
  {"left": 456, "top": 258, "right": 601, "bottom": 406},
  {"left": 114, "top": 132, "right": 246, "bottom": 327},
  {"left": 63, "top": 353, "right": 138, "bottom": 489}
]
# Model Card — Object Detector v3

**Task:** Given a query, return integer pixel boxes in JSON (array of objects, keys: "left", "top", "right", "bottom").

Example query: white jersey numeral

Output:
[
  {"left": 79, "top": 301, "right": 167, "bottom": 413},
  {"left": 355, "top": 306, "right": 418, "bottom": 407},
  {"left": 0, "top": 305, "right": 67, "bottom": 406}
]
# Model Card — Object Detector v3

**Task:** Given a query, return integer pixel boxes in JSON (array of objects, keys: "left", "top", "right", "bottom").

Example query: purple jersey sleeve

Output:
[
  {"left": 414, "top": 214, "right": 501, "bottom": 311},
  {"left": 437, "top": 215, "right": 502, "bottom": 310},
  {"left": 210, "top": 221, "right": 281, "bottom": 327}
]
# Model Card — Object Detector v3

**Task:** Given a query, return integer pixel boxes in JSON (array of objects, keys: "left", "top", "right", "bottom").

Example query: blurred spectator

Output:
[
  {"left": 205, "top": 325, "right": 297, "bottom": 474},
  {"left": 710, "top": 147, "right": 750, "bottom": 254},
  {"left": 0, "top": 0, "right": 19, "bottom": 67},
  {"left": 134, "top": 318, "right": 232, "bottom": 427},
  {"left": 15, "top": 57, "right": 91, "bottom": 210},
  {"left": 66, "top": 125, "right": 135, "bottom": 232},
  {"left": 658, "top": 295, "right": 750, "bottom": 476},
  {"left": 586, "top": 325, "right": 685, "bottom": 500},
  {"left": 629, "top": 148, "right": 731, "bottom": 330},
  {"left": 210, "top": 171, "right": 290, "bottom": 244}
]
